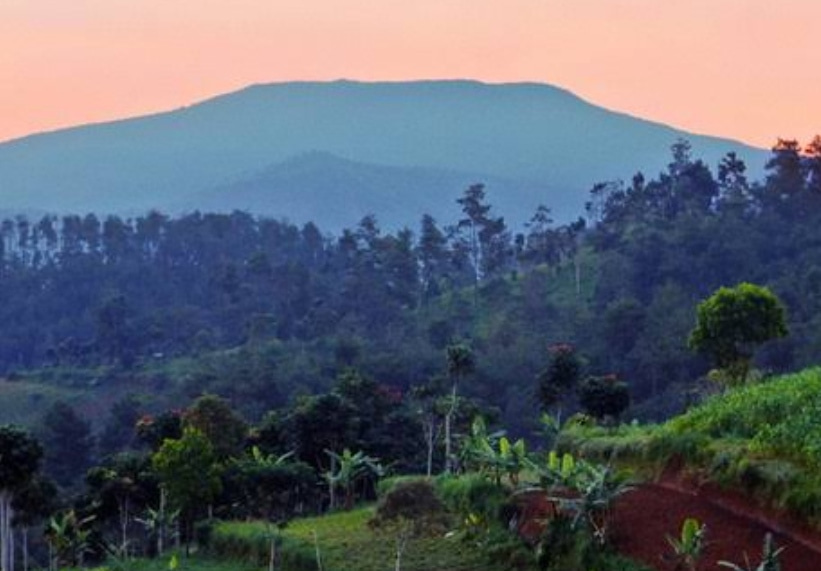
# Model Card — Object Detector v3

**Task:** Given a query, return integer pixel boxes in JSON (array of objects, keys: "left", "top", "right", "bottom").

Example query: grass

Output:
[
  {"left": 560, "top": 367, "right": 821, "bottom": 525},
  {"left": 85, "top": 553, "right": 260, "bottom": 571},
  {"left": 213, "top": 507, "right": 500, "bottom": 571},
  {"left": 0, "top": 380, "right": 82, "bottom": 427}
]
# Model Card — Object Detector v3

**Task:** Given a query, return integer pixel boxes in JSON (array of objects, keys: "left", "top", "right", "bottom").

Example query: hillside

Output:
[
  {"left": 0, "top": 80, "right": 767, "bottom": 230},
  {"left": 183, "top": 151, "right": 547, "bottom": 228}
]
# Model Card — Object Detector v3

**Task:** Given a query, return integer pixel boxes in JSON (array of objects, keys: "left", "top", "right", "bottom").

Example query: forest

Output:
[
  {"left": 1, "top": 135, "right": 821, "bottom": 570},
  {"left": 0, "top": 138, "right": 819, "bottom": 420}
]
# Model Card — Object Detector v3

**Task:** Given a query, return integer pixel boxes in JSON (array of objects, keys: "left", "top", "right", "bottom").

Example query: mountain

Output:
[
  {"left": 182, "top": 151, "right": 552, "bottom": 229},
  {"left": 0, "top": 80, "right": 767, "bottom": 230}
]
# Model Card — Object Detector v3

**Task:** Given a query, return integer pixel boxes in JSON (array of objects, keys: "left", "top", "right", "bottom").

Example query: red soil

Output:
[{"left": 517, "top": 481, "right": 821, "bottom": 570}]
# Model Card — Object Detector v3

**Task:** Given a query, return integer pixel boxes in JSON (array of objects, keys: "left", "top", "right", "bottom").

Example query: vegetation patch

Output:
[{"left": 211, "top": 507, "right": 498, "bottom": 571}]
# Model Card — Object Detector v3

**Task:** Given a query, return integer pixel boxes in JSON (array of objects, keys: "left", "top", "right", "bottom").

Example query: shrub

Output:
[
  {"left": 578, "top": 375, "right": 630, "bottom": 422},
  {"left": 434, "top": 473, "right": 509, "bottom": 522}
]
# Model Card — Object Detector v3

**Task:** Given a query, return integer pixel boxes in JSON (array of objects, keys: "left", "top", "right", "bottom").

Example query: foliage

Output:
[
  {"left": 46, "top": 509, "right": 97, "bottom": 568},
  {"left": 40, "top": 401, "right": 95, "bottom": 488},
  {"left": 535, "top": 513, "right": 651, "bottom": 571},
  {"left": 689, "top": 283, "right": 788, "bottom": 385},
  {"left": 223, "top": 447, "right": 315, "bottom": 520},
  {"left": 323, "top": 448, "right": 384, "bottom": 510},
  {"left": 86, "top": 554, "right": 260, "bottom": 571},
  {"left": 151, "top": 427, "right": 221, "bottom": 550},
  {"left": 718, "top": 533, "right": 783, "bottom": 571},
  {"left": 669, "top": 368, "right": 821, "bottom": 468},
  {"left": 666, "top": 517, "right": 706, "bottom": 571},
  {"left": 435, "top": 473, "right": 510, "bottom": 525},
  {"left": 0, "top": 425, "right": 43, "bottom": 492},
  {"left": 578, "top": 375, "right": 630, "bottom": 422},
  {"left": 370, "top": 480, "right": 451, "bottom": 571},
  {"left": 0, "top": 424, "right": 44, "bottom": 571},
  {"left": 458, "top": 418, "right": 504, "bottom": 477},
  {"left": 563, "top": 368, "right": 821, "bottom": 525},
  {"left": 183, "top": 395, "right": 247, "bottom": 459},
  {"left": 537, "top": 344, "right": 581, "bottom": 412},
  {"left": 211, "top": 508, "right": 499, "bottom": 571}
]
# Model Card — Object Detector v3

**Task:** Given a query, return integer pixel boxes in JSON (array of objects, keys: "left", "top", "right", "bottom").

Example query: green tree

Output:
[
  {"left": 12, "top": 476, "right": 56, "bottom": 571},
  {"left": 578, "top": 375, "right": 630, "bottom": 422},
  {"left": 417, "top": 214, "right": 448, "bottom": 302},
  {"left": 98, "top": 395, "right": 142, "bottom": 459},
  {"left": 85, "top": 453, "right": 157, "bottom": 558},
  {"left": 151, "top": 427, "right": 221, "bottom": 554},
  {"left": 183, "top": 394, "right": 247, "bottom": 459},
  {"left": 323, "top": 449, "right": 383, "bottom": 510},
  {"left": 455, "top": 184, "right": 509, "bottom": 287},
  {"left": 224, "top": 447, "right": 314, "bottom": 521},
  {"left": 40, "top": 402, "right": 94, "bottom": 489},
  {"left": 689, "top": 283, "right": 788, "bottom": 385},
  {"left": 0, "top": 425, "right": 43, "bottom": 571},
  {"left": 538, "top": 343, "right": 582, "bottom": 414}
]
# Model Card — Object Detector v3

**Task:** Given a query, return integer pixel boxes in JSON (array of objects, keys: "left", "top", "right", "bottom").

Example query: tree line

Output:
[{"left": 2, "top": 135, "right": 820, "bottom": 428}]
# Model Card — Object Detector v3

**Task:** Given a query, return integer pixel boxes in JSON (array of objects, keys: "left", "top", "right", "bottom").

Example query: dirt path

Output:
[{"left": 612, "top": 484, "right": 821, "bottom": 570}]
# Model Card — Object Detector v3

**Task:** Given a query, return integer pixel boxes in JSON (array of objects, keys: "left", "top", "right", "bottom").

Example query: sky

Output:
[{"left": 1, "top": 0, "right": 819, "bottom": 147}]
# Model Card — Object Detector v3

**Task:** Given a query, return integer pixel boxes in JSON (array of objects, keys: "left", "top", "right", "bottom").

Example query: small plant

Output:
[
  {"left": 666, "top": 517, "right": 706, "bottom": 571},
  {"left": 718, "top": 532, "right": 784, "bottom": 571},
  {"left": 323, "top": 448, "right": 384, "bottom": 510},
  {"left": 45, "top": 509, "right": 97, "bottom": 568}
]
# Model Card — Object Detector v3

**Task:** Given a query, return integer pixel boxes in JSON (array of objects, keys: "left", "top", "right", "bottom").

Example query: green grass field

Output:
[
  {"left": 86, "top": 554, "right": 260, "bottom": 571},
  {"left": 560, "top": 367, "right": 821, "bottom": 524},
  {"left": 213, "top": 507, "right": 500, "bottom": 571},
  {"left": 0, "top": 380, "right": 82, "bottom": 426}
]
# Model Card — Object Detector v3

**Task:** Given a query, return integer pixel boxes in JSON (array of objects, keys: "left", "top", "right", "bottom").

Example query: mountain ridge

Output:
[{"left": 0, "top": 79, "right": 768, "bottom": 230}]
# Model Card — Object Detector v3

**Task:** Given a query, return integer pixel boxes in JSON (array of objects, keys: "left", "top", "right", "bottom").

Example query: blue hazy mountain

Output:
[
  {"left": 0, "top": 80, "right": 767, "bottom": 230},
  {"left": 182, "top": 151, "right": 552, "bottom": 230}
]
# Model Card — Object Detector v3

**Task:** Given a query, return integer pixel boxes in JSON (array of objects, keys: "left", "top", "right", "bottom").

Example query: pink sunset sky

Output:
[{"left": 1, "top": 0, "right": 818, "bottom": 147}]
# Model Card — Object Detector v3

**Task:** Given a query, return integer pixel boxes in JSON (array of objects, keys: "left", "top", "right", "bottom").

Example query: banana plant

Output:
[
  {"left": 496, "top": 436, "right": 527, "bottom": 485},
  {"left": 718, "top": 533, "right": 783, "bottom": 571},
  {"left": 666, "top": 517, "right": 707, "bottom": 571},
  {"left": 45, "top": 510, "right": 96, "bottom": 568},
  {"left": 458, "top": 417, "right": 518, "bottom": 483},
  {"left": 323, "top": 449, "right": 383, "bottom": 510},
  {"left": 525, "top": 450, "right": 578, "bottom": 489},
  {"left": 525, "top": 451, "right": 632, "bottom": 545},
  {"left": 135, "top": 489, "right": 179, "bottom": 557},
  {"left": 250, "top": 446, "right": 294, "bottom": 467}
]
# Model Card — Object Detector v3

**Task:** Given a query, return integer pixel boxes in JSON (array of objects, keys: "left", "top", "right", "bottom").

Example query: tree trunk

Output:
[
  {"left": 157, "top": 488, "right": 166, "bottom": 557},
  {"left": 574, "top": 256, "right": 581, "bottom": 298},
  {"left": 119, "top": 496, "right": 129, "bottom": 558},
  {"left": 444, "top": 381, "right": 458, "bottom": 474},
  {"left": 327, "top": 455, "right": 337, "bottom": 511},
  {"left": 394, "top": 532, "right": 408, "bottom": 571},
  {"left": 344, "top": 485, "right": 354, "bottom": 511},
  {"left": 21, "top": 529, "right": 27, "bottom": 571},
  {"left": 312, "top": 530, "right": 323, "bottom": 571},
  {"left": 0, "top": 490, "right": 15, "bottom": 571},
  {"left": 268, "top": 533, "right": 276, "bottom": 571},
  {"left": 424, "top": 416, "right": 436, "bottom": 477}
]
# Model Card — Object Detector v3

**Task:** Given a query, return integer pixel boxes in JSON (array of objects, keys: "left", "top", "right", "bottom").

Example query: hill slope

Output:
[{"left": 0, "top": 80, "right": 766, "bottom": 230}]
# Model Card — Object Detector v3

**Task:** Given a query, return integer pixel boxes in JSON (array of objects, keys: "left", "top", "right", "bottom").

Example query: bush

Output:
[
  {"left": 376, "top": 475, "right": 428, "bottom": 498},
  {"left": 371, "top": 480, "right": 448, "bottom": 531},
  {"left": 434, "top": 473, "right": 509, "bottom": 522},
  {"left": 579, "top": 376, "right": 630, "bottom": 421}
]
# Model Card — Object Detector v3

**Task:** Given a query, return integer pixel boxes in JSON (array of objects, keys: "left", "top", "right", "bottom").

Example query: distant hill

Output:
[
  {"left": 0, "top": 80, "right": 767, "bottom": 230},
  {"left": 183, "top": 151, "right": 551, "bottom": 229}
]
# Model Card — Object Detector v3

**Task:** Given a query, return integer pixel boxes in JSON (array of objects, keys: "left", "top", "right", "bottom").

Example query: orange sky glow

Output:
[{"left": 1, "top": 0, "right": 819, "bottom": 148}]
